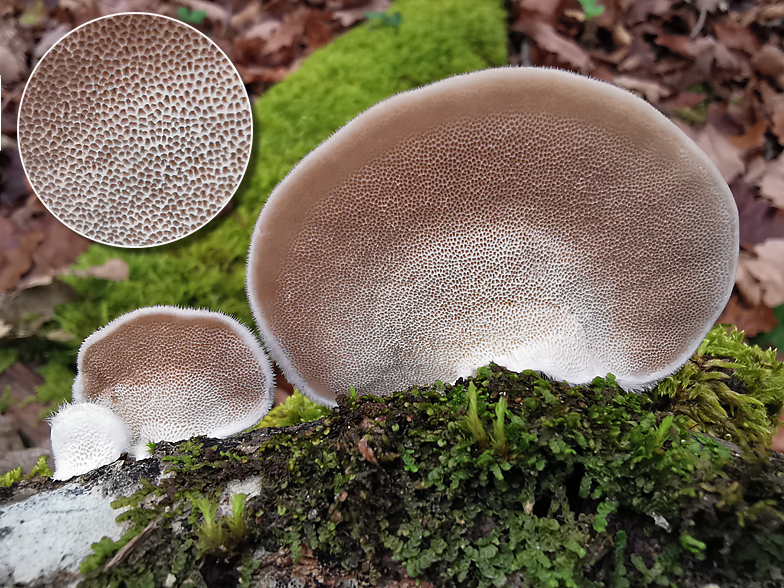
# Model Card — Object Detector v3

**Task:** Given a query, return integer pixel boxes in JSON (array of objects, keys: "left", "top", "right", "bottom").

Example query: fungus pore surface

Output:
[
  {"left": 49, "top": 401, "right": 132, "bottom": 480},
  {"left": 17, "top": 12, "right": 252, "bottom": 247},
  {"left": 247, "top": 67, "right": 738, "bottom": 403},
  {"left": 71, "top": 306, "right": 274, "bottom": 456}
]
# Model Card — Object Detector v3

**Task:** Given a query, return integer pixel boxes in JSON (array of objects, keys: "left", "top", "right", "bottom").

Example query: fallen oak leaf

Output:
[
  {"left": 512, "top": 17, "right": 593, "bottom": 72},
  {"left": 70, "top": 258, "right": 130, "bottom": 282},
  {"left": 759, "top": 155, "right": 784, "bottom": 210},
  {"left": 0, "top": 280, "right": 78, "bottom": 340},
  {"left": 332, "top": 0, "right": 390, "bottom": 27},
  {"left": 729, "top": 119, "right": 768, "bottom": 151},
  {"left": 675, "top": 119, "right": 745, "bottom": 183},
  {"left": 752, "top": 44, "right": 784, "bottom": 88},
  {"left": 736, "top": 239, "right": 784, "bottom": 309},
  {"left": 613, "top": 75, "right": 671, "bottom": 105},
  {"left": 717, "top": 292, "right": 778, "bottom": 337},
  {"left": 731, "top": 179, "right": 784, "bottom": 247}
]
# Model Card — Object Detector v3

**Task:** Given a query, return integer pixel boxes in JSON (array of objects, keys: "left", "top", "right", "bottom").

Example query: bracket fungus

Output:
[
  {"left": 247, "top": 67, "right": 739, "bottom": 403},
  {"left": 49, "top": 401, "right": 133, "bottom": 481},
  {"left": 17, "top": 12, "right": 252, "bottom": 247},
  {"left": 58, "top": 306, "right": 274, "bottom": 467}
]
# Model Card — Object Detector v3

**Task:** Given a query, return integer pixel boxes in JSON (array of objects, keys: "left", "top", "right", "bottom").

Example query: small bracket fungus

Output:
[
  {"left": 49, "top": 401, "right": 132, "bottom": 481},
  {"left": 247, "top": 67, "right": 739, "bottom": 403},
  {"left": 17, "top": 12, "right": 252, "bottom": 247},
  {"left": 71, "top": 306, "right": 274, "bottom": 459}
]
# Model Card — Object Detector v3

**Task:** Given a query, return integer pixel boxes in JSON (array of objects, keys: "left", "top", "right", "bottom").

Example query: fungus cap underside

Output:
[
  {"left": 17, "top": 12, "right": 252, "bottom": 247},
  {"left": 247, "top": 67, "right": 739, "bottom": 403},
  {"left": 49, "top": 401, "right": 133, "bottom": 480},
  {"left": 72, "top": 306, "right": 275, "bottom": 453}
]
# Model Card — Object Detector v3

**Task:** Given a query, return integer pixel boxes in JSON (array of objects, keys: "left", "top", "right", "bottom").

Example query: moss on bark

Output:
[{"left": 76, "top": 327, "right": 784, "bottom": 588}]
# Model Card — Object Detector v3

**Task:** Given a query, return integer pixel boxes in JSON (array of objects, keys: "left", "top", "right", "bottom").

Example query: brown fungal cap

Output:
[
  {"left": 247, "top": 67, "right": 738, "bottom": 403},
  {"left": 72, "top": 306, "right": 274, "bottom": 452},
  {"left": 17, "top": 13, "right": 252, "bottom": 247}
]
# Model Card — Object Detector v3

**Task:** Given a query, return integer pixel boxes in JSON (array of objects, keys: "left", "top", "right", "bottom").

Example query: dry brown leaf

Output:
[
  {"left": 177, "top": 0, "right": 230, "bottom": 25},
  {"left": 736, "top": 239, "right": 784, "bottom": 308},
  {"left": 68, "top": 258, "right": 129, "bottom": 282},
  {"left": 0, "top": 21, "right": 29, "bottom": 84},
  {"left": 675, "top": 120, "right": 745, "bottom": 183},
  {"left": 655, "top": 33, "right": 694, "bottom": 58},
  {"left": 759, "top": 155, "right": 784, "bottom": 210},
  {"left": 333, "top": 0, "right": 390, "bottom": 27},
  {"left": 519, "top": 0, "right": 563, "bottom": 20},
  {"left": 732, "top": 179, "right": 784, "bottom": 247},
  {"left": 713, "top": 21, "right": 761, "bottom": 55},
  {"left": 729, "top": 118, "right": 767, "bottom": 151},
  {"left": 622, "top": 0, "right": 674, "bottom": 25},
  {"left": 752, "top": 44, "right": 784, "bottom": 88},
  {"left": 33, "top": 23, "right": 71, "bottom": 58},
  {"left": 26, "top": 217, "right": 91, "bottom": 283},
  {"left": 0, "top": 280, "right": 78, "bottom": 339},
  {"left": 613, "top": 75, "right": 671, "bottom": 104},
  {"left": 264, "top": 6, "right": 308, "bottom": 55},
  {"left": 660, "top": 91, "right": 705, "bottom": 110},
  {"left": 0, "top": 225, "right": 43, "bottom": 291},
  {"left": 716, "top": 293, "right": 778, "bottom": 337},
  {"left": 513, "top": 17, "right": 592, "bottom": 72},
  {"left": 757, "top": 81, "right": 784, "bottom": 143},
  {"left": 229, "top": 0, "right": 262, "bottom": 31},
  {"left": 304, "top": 10, "right": 332, "bottom": 51}
]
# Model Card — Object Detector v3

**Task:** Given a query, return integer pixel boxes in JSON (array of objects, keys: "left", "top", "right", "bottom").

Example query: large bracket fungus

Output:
[
  {"left": 49, "top": 306, "right": 274, "bottom": 477},
  {"left": 17, "top": 12, "right": 252, "bottom": 247},
  {"left": 247, "top": 67, "right": 739, "bottom": 403}
]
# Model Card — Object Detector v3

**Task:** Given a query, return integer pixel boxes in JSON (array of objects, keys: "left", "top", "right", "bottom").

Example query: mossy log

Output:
[{"left": 2, "top": 327, "right": 783, "bottom": 588}]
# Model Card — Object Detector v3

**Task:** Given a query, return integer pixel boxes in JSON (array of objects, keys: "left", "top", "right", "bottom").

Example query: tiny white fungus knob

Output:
[
  {"left": 247, "top": 67, "right": 739, "bottom": 403},
  {"left": 72, "top": 306, "right": 274, "bottom": 458},
  {"left": 49, "top": 402, "right": 132, "bottom": 481}
]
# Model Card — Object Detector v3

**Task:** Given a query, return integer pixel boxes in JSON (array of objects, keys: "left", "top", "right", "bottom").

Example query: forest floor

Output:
[{"left": 1, "top": 0, "right": 783, "bottom": 471}]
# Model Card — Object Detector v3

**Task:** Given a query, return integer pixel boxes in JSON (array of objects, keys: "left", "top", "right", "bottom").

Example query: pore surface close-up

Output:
[
  {"left": 247, "top": 67, "right": 739, "bottom": 403},
  {"left": 16, "top": 12, "right": 252, "bottom": 247}
]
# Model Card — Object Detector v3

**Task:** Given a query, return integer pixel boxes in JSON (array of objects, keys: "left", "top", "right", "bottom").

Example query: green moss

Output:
[
  {"left": 80, "top": 354, "right": 784, "bottom": 587},
  {"left": 189, "top": 492, "right": 248, "bottom": 557},
  {"left": 656, "top": 324, "right": 784, "bottom": 448},
  {"left": 256, "top": 390, "right": 332, "bottom": 428},
  {"left": 0, "top": 455, "right": 52, "bottom": 485},
  {"left": 38, "top": 0, "right": 507, "bottom": 399}
]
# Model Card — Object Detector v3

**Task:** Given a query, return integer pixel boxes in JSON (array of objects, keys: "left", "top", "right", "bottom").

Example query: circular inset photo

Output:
[{"left": 17, "top": 12, "right": 253, "bottom": 248}]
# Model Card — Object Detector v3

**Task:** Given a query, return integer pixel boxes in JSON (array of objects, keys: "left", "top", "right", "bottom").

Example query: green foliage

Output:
[
  {"left": 0, "top": 347, "right": 18, "bottom": 375},
  {"left": 0, "top": 455, "right": 52, "bottom": 486},
  {"left": 656, "top": 324, "right": 784, "bottom": 448},
  {"left": 364, "top": 10, "right": 403, "bottom": 30},
  {"left": 0, "top": 385, "right": 13, "bottom": 413},
  {"left": 464, "top": 381, "right": 489, "bottom": 447},
  {"left": 242, "top": 365, "right": 779, "bottom": 587},
  {"left": 491, "top": 395, "right": 508, "bottom": 455},
  {"left": 189, "top": 493, "right": 248, "bottom": 557},
  {"left": 577, "top": 0, "right": 605, "bottom": 19},
  {"left": 176, "top": 7, "right": 206, "bottom": 24},
  {"left": 78, "top": 340, "right": 784, "bottom": 587},
  {"left": 256, "top": 390, "right": 332, "bottom": 428}
]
